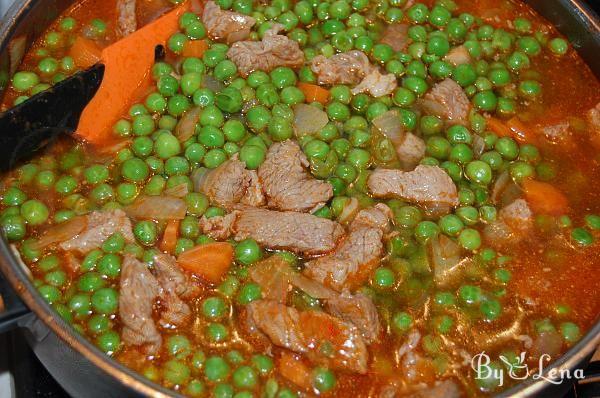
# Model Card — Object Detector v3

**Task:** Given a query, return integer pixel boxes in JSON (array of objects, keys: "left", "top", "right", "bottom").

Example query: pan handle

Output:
[{"left": 0, "top": 271, "right": 30, "bottom": 333}]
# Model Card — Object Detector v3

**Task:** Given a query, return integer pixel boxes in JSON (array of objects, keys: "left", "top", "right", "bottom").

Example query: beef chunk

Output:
[
  {"left": 226, "top": 24, "right": 304, "bottom": 76},
  {"left": 350, "top": 68, "right": 397, "bottom": 98},
  {"left": 421, "top": 78, "right": 470, "bottom": 124},
  {"left": 116, "top": 0, "right": 137, "bottom": 37},
  {"left": 325, "top": 290, "right": 381, "bottom": 344},
  {"left": 202, "top": 0, "right": 256, "bottom": 43},
  {"left": 199, "top": 211, "right": 239, "bottom": 240},
  {"left": 368, "top": 166, "right": 459, "bottom": 212},
  {"left": 484, "top": 198, "right": 533, "bottom": 244},
  {"left": 395, "top": 132, "right": 426, "bottom": 170},
  {"left": 119, "top": 255, "right": 162, "bottom": 353},
  {"left": 303, "top": 204, "right": 391, "bottom": 291},
  {"left": 247, "top": 300, "right": 368, "bottom": 373},
  {"left": 60, "top": 209, "right": 135, "bottom": 254},
  {"left": 198, "top": 157, "right": 265, "bottom": 210},
  {"left": 153, "top": 253, "right": 200, "bottom": 327},
  {"left": 311, "top": 50, "right": 372, "bottom": 85},
  {"left": 258, "top": 141, "right": 333, "bottom": 212},
  {"left": 380, "top": 24, "right": 410, "bottom": 52},
  {"left": 233, "top": 207, "right": 345, "bottom": 255}
]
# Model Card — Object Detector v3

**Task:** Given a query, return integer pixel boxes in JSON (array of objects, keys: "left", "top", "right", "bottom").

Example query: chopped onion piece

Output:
[
  {"left": 292, "top": 104, "right": 329, "bottom": 137},
  {"left": 32, "top": 216, "right": 87, "bottom": 250},
  {"left": 191, "top": 167, "right": 210, "bottom": 193},
  {"left": 125, "top": 195, "right": 187, "bottom": 220},
  {"left": 338, "top": 197, "right": 359, "bottom": 224},
  {"left": 372, "top": 110, "right": 405, "bottom": 146},
  {"left": 164, "top": 183, "right": 189, "bottom": 198},
  {"left": 175, "top": 106, "right": 201, "bottom": 142}
]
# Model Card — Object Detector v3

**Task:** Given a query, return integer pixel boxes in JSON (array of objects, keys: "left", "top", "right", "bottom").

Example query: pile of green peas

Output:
[{"left": 1, "top": 0, "right": 589, "bottom": 395}]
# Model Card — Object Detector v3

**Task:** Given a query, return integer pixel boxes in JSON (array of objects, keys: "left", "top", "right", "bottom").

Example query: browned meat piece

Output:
[
  {"left": 587, "top": 103, "right": 600, "bottom": 149},
  {"left": 119, "top": 255, "right": 162, "bottom": 353},
  {"left": 540, "top": 122, "right": 571, "bottom": 143},
  {"left": 234, "top": 207, "right": 345, "bottom": 255},
  {"left": 395, "top": 132, "right": 426, "bottom": 170},
  {"left": 303, "top": 204, "right": 391, "bottom": 291},
  {"left": 60, "top": 209, "right": 135, "bottom": 254},
  {"left": 227, "top": 24, "right": 304, "bottom": 76},
  {"left": 484, "top": 198, "right": 533, "bottom": 244},
  {"left": 380, "top": 24, "right": 409, "bottom": 51},
  {"left": 421, "top": 78, "right": 470, "bottom": 124},
  {"left": 116, "top": 0, "right": 137, "bottom": 37},
  {"left": 368, "top": 166, "right": 459, "bottom": 212},
  {"left": 326, "top": 290, "right": 381, "bottom": 344},
  {"left": 311, "top": 50, "right": 371, "bottom": 85},
  {"left": 202, "top": 0, "right": 256, "bottom": 43},
  {"left": 247, "top": 300, "right": 368, "bottom": 373},
  {"left": 444, "top": 45, "right": 471, "bottom": 66},
  {"left": 351, "top": 68, "right": 398, "bottom": 98},
  {"left": 197, "top": 157, "right": 265, "bottom": 210},
  {"left": 153, "top": 253, "right": 200, "bottom": 327},
  {"left": 258, "top": 141, "right": 333, "bottom": 212},
  {"left": 199, "top": 211, "right": 239, "bottom": 240}
]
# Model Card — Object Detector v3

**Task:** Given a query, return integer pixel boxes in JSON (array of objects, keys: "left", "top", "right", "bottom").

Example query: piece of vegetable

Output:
[
  {"left": 292, "top": 103, "right": 329, "bottom": 136},
  {"left": 372, "top": 109, "right": 404, "bottom": 146},
  {"left": 160, "top": 219, "right": 180, "bottom": 254},
  {"left": 297, "top": 82, "right": 330, "bottom": 104},
  {"left": 69, "top": 36, "right": 102, "bottom": 69},
  {"left": 76, "top": 3, "right": 189, "bottom": 145},
  {"left": 175, "top": 106, "right": 202, "bottom": 142},
  {"left": 182, "top": 39, "right": 208, "bottom": 58},
  {"left": 278, "top": 351, "right": 311, "bottom": 390},
  {"left": 32, "top": 216, "right": 87, "bottom": 250},
  {"left": 487, "top": 116, "right": 537, "bottom": 144},
  {"left": 164, "top": 183, "right": 189, "bottom": 198},
  {"left": 125, "top": 195, "right": 187, "bottom": 220},
  {"left": 522, "top": 179, "right": 569, "bottom": 215},
  {"left": 177, "top": 242, "right": 234, "bottom": 284}
]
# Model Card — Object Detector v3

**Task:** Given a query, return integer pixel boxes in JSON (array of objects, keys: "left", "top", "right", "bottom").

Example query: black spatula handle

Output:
[{"left": 0, "top": 63, "right": 105, "bottom": 171}]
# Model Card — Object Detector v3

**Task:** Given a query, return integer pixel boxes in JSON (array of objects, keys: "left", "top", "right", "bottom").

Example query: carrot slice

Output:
[
  {"left": 487, "top": 116, "right": 537, "bottom": 144},
  {"left": 297, "top": 82, "right": 330, "bottom": 105},
  {"left": 177, "top": 242, "right": 234, "bottom": 284},
  {"left": 75, "top": 3, "right": 189, "bottom": 145},
  {"left": 69, "top": 36, "right": 102, "bottom": 69},
  {"left": 160, "top": 219, "right": 180, "bottom": 254},
  {"left": 182, "top": 39, "right": 209, "bottom": 58},
  {"left": 278, "top": 351, "right": 311, "bottom": 390},
  {"left": 522, "top": 179, "right": 569, "bottom": 215}
]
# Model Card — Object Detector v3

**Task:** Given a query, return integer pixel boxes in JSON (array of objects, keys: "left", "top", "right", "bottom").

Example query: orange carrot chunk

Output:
[
  {"left": 297, "top": 82, "right": 330, "bottom": 105},
  {"left": 160, "top": 219, "right": 180, "bottom": 254},
  {"left": 75, "top": 3, "right": 189, "bottom": 145},
  {"left": 522, "top": 179, "right": 569, "bottom": 215},
  {"left": 182, "top": 39, "right": 209, "bottom": 58},
  {"left": 487, "top": 116, "right": 537, "bottom": 144},
  {"left": 278, "top": 352, "right": 312, "bottom": 390},
  {"left": 69, "top": 36, "right": 102, "bottom": 69},
  {"left": 177, "top": 242, "right": 234, "bottom": 284}
]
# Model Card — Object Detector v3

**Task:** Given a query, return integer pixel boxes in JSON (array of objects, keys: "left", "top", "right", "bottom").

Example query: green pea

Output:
[
  {"left": 480, "top": 299, "right": 502, "bottom": 320},
  {"left": 438, "top": 214, "right": 464, "bottom": 236},
  {"left": 20, "top": 199, "right": 49, "bottom": 225},
  {"left": 121, "top": 158, "right": 150, "bottom": 182},
  {"left": 216, "top": 87, "right": 244, "bottom": 113},
  {"left": 204, "top": 357, "right": 231, "bottom": 382},
  {"left": 252, "top": 354, "right": 274, "bottom": 375},
  {"left": 134, "top": 221, "right": 158, "bottom": 246},
  {"left": 164, "top": 359, "right": 191, "bottom": 386},
  {"left": 560, "top": 322, "right": 580, "bottom": 344},
  {"left": 234, "top": 238, "right": 263, "bottom": 265},
  {"left": 452, "top": 64, "right": 477, "bottom": 87},
  {"left": 372, "top": 267, "right": 395, "bottom": 289},
  {"left": 465, "top": 160, "right": 492, "bottom": 185},
  {"left": 548, "top": 37, "right": 568, "bottom": 55},
  {"left": 237, "top": 283, "right": 261, "bottom": 305},
  {"left": 91, "top": 288, "right": 118, "bottom": 314},
  {"left": 459, "top": 284, "right": 482, "bottom": 304},
  {"left": 12, "top": 71, "right": 40, "bottom": 92},
  {"left": 571, "top": 228, "right": 594, "bottom": 246},
  {"left": 458, "top": 228, "right": 481, "bottom": 251}
]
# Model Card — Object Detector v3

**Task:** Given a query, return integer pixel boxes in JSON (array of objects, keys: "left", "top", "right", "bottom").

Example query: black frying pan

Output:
[{"left": 0, "top": 0, "right": 598, "bottom": 397}]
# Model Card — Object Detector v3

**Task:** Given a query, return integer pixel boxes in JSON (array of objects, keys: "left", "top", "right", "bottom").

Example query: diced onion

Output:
[
  {"left": 292, "top": 104, "right": 329, "bottom": 137},
  {"left": 372, "top": 110, "right": 405, "bottom": 147},
  {"left": 32, "top": 216, "right": 87, "bottom": 250},
  {"left": 125, "top": 195, "right": 187, "bottom": 220},
  {"left": 175, "top": 106, "right": 201, "bottom": 142}
]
